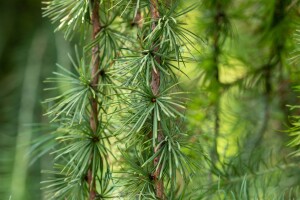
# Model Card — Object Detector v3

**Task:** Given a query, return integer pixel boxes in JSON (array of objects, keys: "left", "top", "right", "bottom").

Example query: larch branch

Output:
[
  {"left": 150, "top": 0, "right": 164, "bottom": 199},
  {"left": 88, "top": 0, "right": 101, "bottom": 199}
]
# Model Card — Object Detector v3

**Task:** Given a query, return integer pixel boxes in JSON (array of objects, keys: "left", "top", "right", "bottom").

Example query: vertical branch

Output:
[
  {"left": 90, "top": 0, "right": 101, "bottom": 133},
  {"left": 254, "top": 0, "right": 288, "bottom": 147},
  {"left": 88, "top": 0, "right": 101, "bottom": 199},
  {"left": 149, "top": 0, "right": 164, "bottom": 199},
  {"left": 253, "top": 64, "right": 271, "bottom": 147},
  {"left": 211, "top": 2, "right": 222, "bottom": 163},
  {"left": 274, "top": 0, "right": 291, "bottom": 127}
]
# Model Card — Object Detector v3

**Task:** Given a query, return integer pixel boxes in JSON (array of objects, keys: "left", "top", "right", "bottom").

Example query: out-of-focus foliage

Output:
[
  {"left": 0, "top": 0, "right": 70, "bottom": 199},
  {"left": 185, "top": 0, "right": 300, "bottom": 199}
]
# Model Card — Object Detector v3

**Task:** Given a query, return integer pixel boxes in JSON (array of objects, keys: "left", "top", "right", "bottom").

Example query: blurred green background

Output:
[{"left": 0, "top": 1, "right": 70, "bottom": 199}]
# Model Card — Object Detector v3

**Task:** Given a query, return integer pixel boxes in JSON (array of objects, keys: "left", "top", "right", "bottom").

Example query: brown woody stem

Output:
[
  {"left": 150, "top": 0, "right": 164, "bottom": 199},
  {"left": 88, "top": 0, "right": 101, "bottom": 199}
]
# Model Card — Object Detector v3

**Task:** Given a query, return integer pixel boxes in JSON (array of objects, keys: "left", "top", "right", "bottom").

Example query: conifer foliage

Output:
[
  {"left": 42, "top": 0, "right": 123, "bottom": 199},
  {"left": 38, "top": 0, "right": 300, "bottom": 199},
  {"left": 114, "top": 1, "right": 198, "bottom": 199},
  {"left": 42, "top": 0, "right": 197, "bottom": 199}
]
